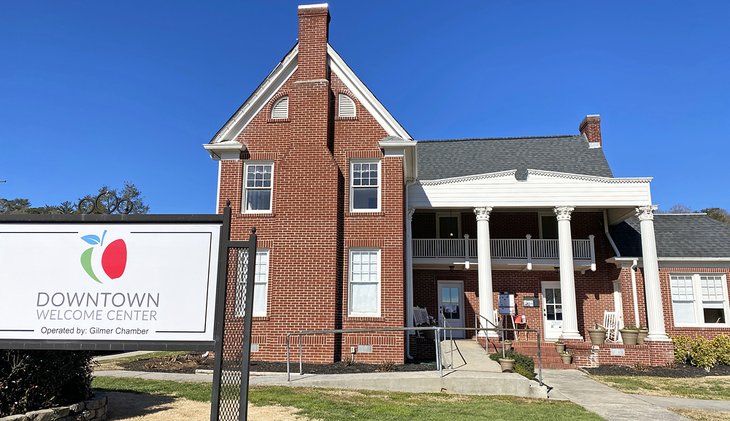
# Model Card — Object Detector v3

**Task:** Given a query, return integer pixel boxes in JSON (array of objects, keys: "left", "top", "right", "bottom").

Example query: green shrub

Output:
[
  {"left": 689, "top": 338, "right": 717, "bottom": 371},
  {"left": 0, "top": 350, "right": 93, "bottom": 416},
  {"left": 711, "top": 334, "right": 730, "bottom": 366},
  {"left": 490, "top": 350, "right": 535, "bottom": 379},
  {"left": 672, "top": 335, "right": 692, "bottom": 365}
]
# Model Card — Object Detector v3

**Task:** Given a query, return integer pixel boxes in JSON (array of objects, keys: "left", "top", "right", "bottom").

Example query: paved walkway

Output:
[
  {"left": 542, "top": 369, "right": 689, "bottom": 421},
  {"left": 630, "top": 394, "right": 730, "bottom": 412}
]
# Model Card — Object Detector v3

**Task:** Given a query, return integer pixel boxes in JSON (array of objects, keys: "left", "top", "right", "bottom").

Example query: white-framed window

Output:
[
  {"left": 243, "top": 162, "right": 273, "bottom": 213},
  {"left": 670, "top": 273, "right": 729, "bottom": 326},
  {"left": 338, "top": 94, "right": 356, "bottom": 118},
  {"left": 271, "top": 96, "right": 288, "bottom": 119},
  {"left": 350, "top": 160, "right": 380, "bottom": 212},
  {"left": 348, "top": 249, "right": 381, "bottom": 317},
  {"left": 236, "top": 249, "right": 270, "bottom": 317}
]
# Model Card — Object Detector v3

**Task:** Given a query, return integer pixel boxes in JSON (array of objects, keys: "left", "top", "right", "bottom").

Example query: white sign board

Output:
[{"left": 0, "top": 223, "right": 221, "bottom": 343}]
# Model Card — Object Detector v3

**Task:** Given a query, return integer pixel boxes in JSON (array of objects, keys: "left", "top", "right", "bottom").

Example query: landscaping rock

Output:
[
  {"left": 0, "top": 415, "right": 30, "bottom": 421},
  {"left": 25, "top": 409, "right": 56, "bottom": 421}
]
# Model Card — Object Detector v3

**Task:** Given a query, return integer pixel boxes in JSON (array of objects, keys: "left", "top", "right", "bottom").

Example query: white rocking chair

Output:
[{"left": 603, "top": 311, "right": 619, "bottom": 342}]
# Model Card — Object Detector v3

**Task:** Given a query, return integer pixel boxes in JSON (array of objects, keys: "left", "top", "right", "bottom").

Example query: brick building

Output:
[{"left": 204, "top": 4, "right": 730, "bottom": 367}]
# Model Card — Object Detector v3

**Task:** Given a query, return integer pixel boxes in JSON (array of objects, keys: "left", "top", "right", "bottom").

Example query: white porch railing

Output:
[{"left": 413, "top": 235, "right": 596, "bottom": 270}]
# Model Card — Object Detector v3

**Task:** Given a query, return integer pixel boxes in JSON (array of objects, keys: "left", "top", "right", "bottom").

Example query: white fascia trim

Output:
[
  {"left": 418, "top": 169, "right": 652, "bottom": 186},
  {"left": 210, "top": 45, "right": 299, "bottom": 144},
  {"left": 527, "top": 169, "right": 653, "bottom": 184},
  {"left": 608, "top": 257, "right": 730, "bottom": 267},
  {"left": 203, "top": 140, "right": 245, "bottom": 160},
  {"left": 418, "top": 170, "right": 517, "bottom": 186},
  {"left": 327, "top": 44, "right": 412, "bottom": 140}
]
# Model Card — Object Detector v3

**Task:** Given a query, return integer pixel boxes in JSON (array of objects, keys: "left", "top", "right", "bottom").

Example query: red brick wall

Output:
[
  {"left": 621, "top": 266, "right": 730, "bottom": 340},
  {"left": 217, "top": 9, "right": 405, "bottom": 363}
]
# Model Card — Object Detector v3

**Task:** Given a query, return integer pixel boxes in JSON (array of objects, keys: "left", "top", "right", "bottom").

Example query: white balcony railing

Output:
[{"left": 412, "top": 235, "right": 596, "bottom": 270}]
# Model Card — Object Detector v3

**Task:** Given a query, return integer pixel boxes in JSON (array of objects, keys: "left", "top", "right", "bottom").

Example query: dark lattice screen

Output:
[{"left": 215, "top": 247, "right": 249, "bottom": 420}]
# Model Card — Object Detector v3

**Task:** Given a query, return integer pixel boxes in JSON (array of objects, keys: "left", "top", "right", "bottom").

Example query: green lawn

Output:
[
  {"left": 592, "top": 375, "right": 730, "bottom": 400},
  {"left": 92, "top": 377, "right": 602, "bottom": 421}
]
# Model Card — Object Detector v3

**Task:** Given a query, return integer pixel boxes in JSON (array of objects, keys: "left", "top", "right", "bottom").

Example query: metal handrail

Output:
[
  {"left": 284, "top": 325, "right": 543, "bottom": 386},
  {"left": 439, "top": 308, "right": 466, "bottom": 369}
]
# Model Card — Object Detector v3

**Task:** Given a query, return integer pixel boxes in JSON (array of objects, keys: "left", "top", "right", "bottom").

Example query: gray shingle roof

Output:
[
  {"left": 609, "top": 214, "right": 730, "bottom": 258},
  {"left": 416, "top": 135, "right": 613, "bottom": 180}
]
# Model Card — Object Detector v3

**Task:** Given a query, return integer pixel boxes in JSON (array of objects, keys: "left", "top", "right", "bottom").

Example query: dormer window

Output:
[
  {"left": 338, "top": 94, "right": 356, "bottom": 118},
  {"left": 271, "top": 96, "right": 289, "bottom": 120}
]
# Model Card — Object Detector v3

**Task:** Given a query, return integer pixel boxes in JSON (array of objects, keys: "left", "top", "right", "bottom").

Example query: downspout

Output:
[
  {"left": 603, "top": 210, "right": 620, "bottom": 257},
  {"left": 630, "top": 259, "right": 640, "bottom": 327},
  {"left": 405, "top": 181, "right": 415, "bottom": 360}
]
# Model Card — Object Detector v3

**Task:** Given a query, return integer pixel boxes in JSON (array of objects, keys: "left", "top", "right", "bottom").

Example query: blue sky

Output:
[{"left": 1, "top": 1, "right": 728, "bottom": 213}]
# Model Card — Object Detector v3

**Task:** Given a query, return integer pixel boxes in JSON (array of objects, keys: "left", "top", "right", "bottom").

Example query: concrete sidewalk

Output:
[
  {"left": 542, "top": 369, "right": 689, "bottom": 421},
  {"left": 630, "top": 394, "right": 730, "bottom": 412}
]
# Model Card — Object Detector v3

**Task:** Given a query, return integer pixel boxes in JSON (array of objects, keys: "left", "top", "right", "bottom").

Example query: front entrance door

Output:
[
  {"left": 438, "top": 280, "right": 465, "bottom": 338},
  {"left": 542, "top": 281, "right": 563, "bottom": 340}
]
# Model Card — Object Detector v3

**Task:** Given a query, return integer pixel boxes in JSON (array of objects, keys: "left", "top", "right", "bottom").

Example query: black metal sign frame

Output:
[{"left": 0, "top": 206, "right": 258, "bottom": 420}]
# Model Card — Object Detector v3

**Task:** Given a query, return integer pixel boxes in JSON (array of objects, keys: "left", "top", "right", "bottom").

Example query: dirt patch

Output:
[
  {"left": 585, "top": 364, "right": 730, "bottom": 378},
  {"left": 117, "top": 353, "right": 435, "bottom": 375},
  {"left": 106, "top": 391, "right": 312, "bottom": 421}
]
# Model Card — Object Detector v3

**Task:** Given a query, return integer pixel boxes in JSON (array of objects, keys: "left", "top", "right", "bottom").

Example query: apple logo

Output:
[{"left": 80, "top": 230, "right": 127, "bottom": 283}]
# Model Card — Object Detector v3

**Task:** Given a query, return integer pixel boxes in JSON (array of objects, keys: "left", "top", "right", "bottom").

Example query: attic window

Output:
[
  {"left": 338, "top": 94, "right": 356, "bottom": 118},
  {"left": 271, "top": 96, "right": 289, "bottom": 120}
]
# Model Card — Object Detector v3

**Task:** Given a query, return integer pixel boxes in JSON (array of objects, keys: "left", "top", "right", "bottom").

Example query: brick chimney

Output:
[
  {"left": 297, "top": 4, "right": 330, "bottom": 81},
  {"left": 579, "top": 114, "right": 602, "bottom": 146}
]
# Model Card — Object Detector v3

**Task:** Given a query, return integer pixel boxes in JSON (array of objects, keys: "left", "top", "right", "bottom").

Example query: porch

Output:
[{"left": 412, "top": 236, "right": 596, "bottom": 271}]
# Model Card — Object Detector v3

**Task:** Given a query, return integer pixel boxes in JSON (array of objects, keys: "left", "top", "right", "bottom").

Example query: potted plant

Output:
[
  {"left": 560, "top": 351, "right": 573, "bottom": 365},
  {"left": 588, "top": 322, "right": 607, "bottom": 346},
  {"left": 498, "top": 357, "right": 515, "bottom": 372},
  {"left": 620, "top": 325, "right": 640, "bottom": 345},
  {"left": 503, "top": 339, "right": 513, "bottom": 352},
  {"left": 637, "top": 326, "right": 649, "bottom": 344},
  {"left": 554, "top": 341, "right": 566, "bottom": 354}
]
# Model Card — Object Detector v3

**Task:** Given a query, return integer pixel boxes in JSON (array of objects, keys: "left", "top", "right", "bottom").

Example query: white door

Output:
[
  {"left": 542, "top": 281, "right": 563, "bottom": 340},
  {"left": 438, "top": 281, "right": 465, "bottom": 339}
]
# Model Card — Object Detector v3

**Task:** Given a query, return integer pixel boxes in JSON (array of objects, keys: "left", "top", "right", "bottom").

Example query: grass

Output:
[
  {"left": 593, "top": 375, "right": 730, "bottom": 400},
  {"left": 94, "top": 351, "right": 189, "bottom": 370},
  {"left": 670, "top": 408, "right": 730, "bottom": 420},
  {"left": 92, "top": 377, "right": 602, "bottom": 421}
]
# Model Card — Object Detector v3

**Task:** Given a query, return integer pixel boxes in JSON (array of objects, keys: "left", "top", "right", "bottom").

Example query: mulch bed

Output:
[
  {"left": 118, "top": 353, "right": 436, "bottom": 375},
  {"left": 585, "top": 364, "right": 730, "bottom": 378}
]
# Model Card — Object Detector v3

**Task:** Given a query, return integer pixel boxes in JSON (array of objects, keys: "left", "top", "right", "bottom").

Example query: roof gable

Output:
[{"left": 209, "top": 43, "right": 411, "bottom": 145}]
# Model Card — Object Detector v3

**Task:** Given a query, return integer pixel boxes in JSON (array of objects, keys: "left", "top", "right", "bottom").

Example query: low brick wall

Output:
[
  {"left": 0, "top": 393, "right": 107, "bottom": 421},
  {"left": 565, "top": 340, "right": 674, "bottom": 367}
]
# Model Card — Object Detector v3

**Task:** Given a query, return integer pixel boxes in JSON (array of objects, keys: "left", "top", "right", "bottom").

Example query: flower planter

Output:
[
  {"left": 560, "top": 353, "right": 573, "bottom": 364},
  {"left": 588, "top": 328, "right": 607, "bottom": 346},
  {"left": 554, "top": 342, "right": 566, "bottom": 354},
  {"left": 498, "top": 358, "right": 515, "bottom": 372},
  {"left": 620, "top": 328, "right": 639, "bottom": 345},
  {"left": 637, "top": 328, "right": 648, "bottom": 345}
]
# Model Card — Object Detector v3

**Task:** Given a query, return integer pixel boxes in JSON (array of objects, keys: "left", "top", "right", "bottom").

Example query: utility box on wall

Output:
[{"left": 523, "top": 296, "right": 539, "bottom": 308}]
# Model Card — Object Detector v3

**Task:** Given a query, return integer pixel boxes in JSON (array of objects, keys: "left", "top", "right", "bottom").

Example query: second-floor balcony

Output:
[{"left": 412, "top": 235, "right": 596, "bottom": 271}]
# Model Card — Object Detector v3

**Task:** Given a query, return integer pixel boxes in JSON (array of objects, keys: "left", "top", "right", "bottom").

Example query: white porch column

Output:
[
  {"left": 636, "top": 205, "right": 670, "bottom": 341},
  {"left": 405, "top": 208, "right": 415, "bottom": 330},
  {"left": 474, "top": 206, "right": 497, "bottom": 337},
  {"left": 555, "top": 206, "right": 583, "bottom": 340}
]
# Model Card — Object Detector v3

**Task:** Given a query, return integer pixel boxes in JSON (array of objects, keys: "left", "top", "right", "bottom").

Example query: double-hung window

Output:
[
  {"left": 670, "top": 273, "right": 729, "bottom": 326},
  {"left": 350, "top": 160, "right": 380, "bottom": 212},
  {"left": 236, "top": 249, "right": 270, "bottom": 317},
  {"left": 348, "top": 249, "right": 381, "bottom": 317},
  {"left": 243, "top": 162, "right": 273, "bottom": 213}
]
